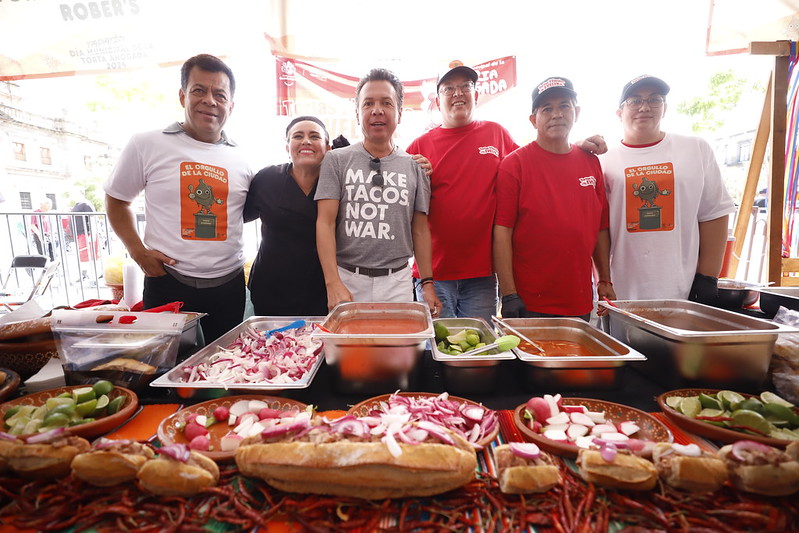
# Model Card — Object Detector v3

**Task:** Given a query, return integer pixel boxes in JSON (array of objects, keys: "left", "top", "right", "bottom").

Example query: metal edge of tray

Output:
[
  {"left": 598, "top": 299, "right": 799, "bottom": 340},
  {"left": 501, "top": 317, "right": 647, "bottom": 362},
  {"left": 430, "top": 318, "right": 515, "bottom": 362},
  {"left": 150, "top": 316, "right": 325, "bottom": 390},
  {"left": 312, "top": 302, "right": 434, "bottom": 339}
]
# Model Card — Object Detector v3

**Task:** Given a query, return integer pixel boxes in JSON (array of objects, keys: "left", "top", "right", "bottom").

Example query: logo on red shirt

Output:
[
  {"left": 478, "top": 146, "right": 499, "bottom": 157},
  {"left": 578, "top": 176, "right": 597, "bottom": 188}
]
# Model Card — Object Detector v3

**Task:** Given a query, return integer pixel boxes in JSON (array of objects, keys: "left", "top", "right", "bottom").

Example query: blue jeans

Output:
[{"left": 416, "top": 275, "right": 498, "bottom": 323}]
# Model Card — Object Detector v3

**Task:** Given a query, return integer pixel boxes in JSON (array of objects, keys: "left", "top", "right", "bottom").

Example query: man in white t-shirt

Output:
[
  {"left": 104, "top": 54, "right": 253, "bottom": 342},
  {"left": 601, "top": 75, "right": 735, "bottom": 304}
]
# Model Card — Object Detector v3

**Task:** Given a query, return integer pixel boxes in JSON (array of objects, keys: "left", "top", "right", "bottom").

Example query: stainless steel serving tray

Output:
[
  {"left": 499, "top": 317, "right": 647, "bottom": 364},
  {"left": 151, "top": 316, "right": 325, "bottom": 391},
  {"left": 431, "top": 318, "right": 516, "bottom": 363},
  {"left": 759, "top": 287, "right": 799, "bottom": 318},
  {"left": 598, "top": 299, "right": 798, "bottom": 388}
]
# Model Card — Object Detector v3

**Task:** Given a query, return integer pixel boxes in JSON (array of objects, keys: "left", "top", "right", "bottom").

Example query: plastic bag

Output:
[
  {"left": 770, "top": 306, "right": 799, "bottom": 403},
  {"left": 51, "top": 310, "right": 186, "bottom": 391}
]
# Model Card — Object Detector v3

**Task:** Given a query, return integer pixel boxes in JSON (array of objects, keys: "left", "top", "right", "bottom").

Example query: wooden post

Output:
[
  {"left": 729, "top": 74, "right": 771, "bottom": 276},
  {"left": 750, "top": 41, "right": 792, "bottom": 285}
]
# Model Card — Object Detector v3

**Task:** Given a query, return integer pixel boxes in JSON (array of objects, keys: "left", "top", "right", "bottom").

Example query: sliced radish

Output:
[
  {"left": 246, "top": 421, "right": 266, "bottom": 438},
  {"left": 591, "top": 423, "right": 616, "bottom": 436},
  {"left": 570, "top": 412, "right": 596, "bottom": 427},
  {"left": 544, "top": 423, "right": 570, "bottom": 433},
  {"left": 600, "top": 432, "right": 629, "bottom": 442},
  {"left": 220, "top": 432, "right": 243, "bottom": 452},
  {"left": 189, "top": 435, "right": 210, "bottom": 451},
  {"left": 248, "top": 400, "right": 269, "bottom": 413},
  {"left": 619, "top": 421, "right": 640, "bottom": 436},
  {"left": 195, "top": 415, "right": 207, "bottom": 427},
  {"left": 574, "top": 436, "right": 595, "bottom": 449},
  {"left": 567, "top": 424, "right": 589, "bottom": 439},
  {"left": 585, "top": 411, "right": 606, "bottom": 424},
  {"left": 229, "top": 400, "right": 251, "bottom": 418},
  {"left": 234, "top": 416, "right": 256, "bottom": 436},
  {"left": 543, "top": 428, "right": 568, "bottom": 442},
  {"left": 561, "top": 404, "right": 588, "bottom": 414},
  {"left": 543, "top": 394, "right": 560, "bottom": 418},
  {"left": 546, "top": 412, "right": 570, "bottom": 426}
]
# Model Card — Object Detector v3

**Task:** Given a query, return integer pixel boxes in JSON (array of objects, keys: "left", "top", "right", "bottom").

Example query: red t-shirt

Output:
[
  {"left": 407, "top": 121, "right": 518, "bottom": 280},
  {"left": 495, "top": 142, "right": 608, "bottom": 316}
]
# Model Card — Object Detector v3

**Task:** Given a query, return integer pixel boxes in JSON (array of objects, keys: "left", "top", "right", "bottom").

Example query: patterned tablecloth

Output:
[{"left": 1, "top": 405, "right": 797, "bottom": 533}]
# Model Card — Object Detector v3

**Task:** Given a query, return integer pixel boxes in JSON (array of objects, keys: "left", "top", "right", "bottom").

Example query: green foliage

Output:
[{"left": 677, "top": 70, "right": 764, "bottom": 133}]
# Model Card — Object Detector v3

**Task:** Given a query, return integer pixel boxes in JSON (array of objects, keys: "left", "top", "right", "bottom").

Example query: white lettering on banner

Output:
[
  {"left": 578, "top": 176, "right": 597, "bottom": 188},
  {"left": 478, "top": 146, "right": 500, "bottom": 157},
  {"left": 60, "top": 0, "right": 141, "bottom": 21}
]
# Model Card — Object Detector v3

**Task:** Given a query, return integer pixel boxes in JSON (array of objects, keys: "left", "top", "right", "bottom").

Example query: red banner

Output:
[{"left": 275, "top": 54, "right": 517, "bottom": 136}]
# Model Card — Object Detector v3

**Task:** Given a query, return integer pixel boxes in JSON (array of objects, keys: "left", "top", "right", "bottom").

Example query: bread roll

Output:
[
  {"left": 236, "top": 428, "right": 477, "bottom": 499},
  {"left": 718, "top": 441, "right": 799, "bottom": 496},
  {"left": 71, "top": 439, "right": 155, "bottom": 486},
  {"left": 577, "top": 448, "right": 658, "bottom": 491},
  {"left": 651, "top": 443, "right": 727, "bottom": 492},
  {"left": 5, "top": 436, "right": 90, "bottom": 479},
  {"left": 137, "top": 449, "right": 219, "bottom": 496},
  {"left": 493, "top": 444, "right": 560, "bottom": 494}
]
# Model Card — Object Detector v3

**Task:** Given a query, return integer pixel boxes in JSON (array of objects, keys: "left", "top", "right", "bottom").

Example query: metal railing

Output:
[{"left": 1, "top": 211, "right": 128, "bottom": 307}]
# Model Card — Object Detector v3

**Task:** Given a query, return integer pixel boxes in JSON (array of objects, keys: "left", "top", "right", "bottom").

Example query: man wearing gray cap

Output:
[
  {"left": 601, "top": 75, "right": 735, "bottom": 304},
  {"left": 493, "top": 77, "right": 614, "bottom": 319}
]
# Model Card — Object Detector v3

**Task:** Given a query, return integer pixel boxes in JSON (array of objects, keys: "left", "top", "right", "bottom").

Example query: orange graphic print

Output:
[
  {"left": 624, "top": 162, "right": 675, "bottom": 232},
  {"left": 179, "top": 161, "right": 229, "bottom": 241}
]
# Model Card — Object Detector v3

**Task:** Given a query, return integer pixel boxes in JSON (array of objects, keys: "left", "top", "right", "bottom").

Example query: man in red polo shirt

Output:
[{"left": 493, "top": 77, "right": 614, "bottom": 319}]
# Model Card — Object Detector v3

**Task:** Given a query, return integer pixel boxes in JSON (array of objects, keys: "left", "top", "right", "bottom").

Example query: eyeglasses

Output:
[
  {"left": 438, "top": 82, "right": 475, "bottom": 96},
  {"left": 369, "top": 157, "right": 384, "bottom": 187},
  {"left": 623, "top": 95, "right": 666, "bottom": 108}
]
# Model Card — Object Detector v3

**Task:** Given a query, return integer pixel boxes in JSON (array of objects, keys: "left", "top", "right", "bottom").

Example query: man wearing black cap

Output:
[
  {"left": 406, "top": 62, "right": 518, "bottom": 322},
  {"left": 407, "top": 63, "right": 606, "bottom": 323},
  {"left": 493, "top": 77, "right": 614, "bottom": 319},
  {"left": 601, "top": 75, "right": 735, "bottom": 303}
]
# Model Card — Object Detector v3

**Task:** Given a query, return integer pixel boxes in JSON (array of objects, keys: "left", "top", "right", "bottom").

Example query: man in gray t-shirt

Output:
[{"left": 315, "top": 68, "right": 441, "bottom": 315}]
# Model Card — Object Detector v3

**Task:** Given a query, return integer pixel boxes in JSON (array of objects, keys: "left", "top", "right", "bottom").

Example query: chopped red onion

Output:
[
  {"left": 25, "top": 427, "right": 66, "bottom": 444},
  {"left": 159, "top": 443, "right": 191, "bottom": 462},
  {"left": 509, "top": 442, "right": 541, "bottom": 460},
  {"left": 599, "top": 442, "right": 617, "bottom": 462},
  {"left": 731, "top": 440, "right": 773, "bottom": 461}
]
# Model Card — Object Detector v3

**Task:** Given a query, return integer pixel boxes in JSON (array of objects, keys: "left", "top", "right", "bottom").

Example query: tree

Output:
[{"left": 677, "top": 70, "right": 764, "bottom": 133}]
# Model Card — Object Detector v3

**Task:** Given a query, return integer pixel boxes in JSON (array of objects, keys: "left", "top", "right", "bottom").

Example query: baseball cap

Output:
[
  {"left": 436, "top": 60, "right": 478, "bottom": 91},
  {"left": 619, "top": 75, "right": 670, "bottom": 106},
  {"left": 531, "top": 77, "right": 577, "bottom": 111}
]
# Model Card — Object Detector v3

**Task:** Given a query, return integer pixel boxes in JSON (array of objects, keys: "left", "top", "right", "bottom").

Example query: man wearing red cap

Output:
[
  {"left": 493, "top": 77, "right": 614, "bottom": 319},
  {"left": 601, "top": 75, "right": 735, "bottom": 303},
  {"left": 408, "top": 64, "right": 606, "bottom": 322}
]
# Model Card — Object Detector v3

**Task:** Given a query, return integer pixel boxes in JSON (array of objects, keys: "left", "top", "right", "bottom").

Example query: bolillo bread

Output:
[
  {"left": 651, "top": 442, "right": 727, "bottom": 492},
  {"left": 5, "top": 436, "right": 91, "bottom": 479},
  {"left": 718, "top": 440, "right": 799, "bottom": 496},
  {"left": 71, "top": 439, "right": 155, "bottom": 486},
  {"left": 577, "top": 448, "right": 658, "bottom": 491},
  {"left": 493, "top": 444, "right": 560, "bottom": 494},
  {"left": 137, "top": 447, "right": 219, "bottom": 496}
]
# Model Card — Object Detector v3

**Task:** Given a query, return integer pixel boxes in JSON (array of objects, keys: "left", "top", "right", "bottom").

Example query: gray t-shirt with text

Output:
[{"left": 315, "top": 143, "right": 430, "bottom": 269}]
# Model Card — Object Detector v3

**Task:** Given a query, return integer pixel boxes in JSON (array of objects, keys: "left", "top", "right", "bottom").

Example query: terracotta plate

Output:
[
  {"left": 657, "top": 388, "right": 797, "bottom": 447},
  {"left": 0, "top": 384, "right": 138, "bottom": 439},
  {"left": 0, "top": 367, "right": 21, "bottom": 402},
  {"left": 348, "top": 391, "right": 499, "bottom": 448},
  {"left": 157, "top": 395, "right": 309, "bottom": 462},
  {"left": 513, "top": 397, "right": 672, "bottom": 458}
]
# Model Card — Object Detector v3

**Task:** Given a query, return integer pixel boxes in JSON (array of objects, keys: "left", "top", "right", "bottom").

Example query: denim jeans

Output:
[{"left": 415, "top": 275, "right": 498, "bottom": 323}]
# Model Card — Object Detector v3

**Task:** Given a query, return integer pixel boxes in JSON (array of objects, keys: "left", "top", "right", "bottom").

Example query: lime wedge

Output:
[
  {"left": 49, "top": 403, "right": 77, "bottom": 417},
  {"left": 718, "top": 390, "right": 745, "bottom": 410},
  {"left": 760, "top": 391, "right": 795, "bottom": 409},
  {"left": 764, "top": 403, "right": 799, "bottom": 426},
  {"left": 75, "top": 399, "right": 98, "bottom": 417},
  {"left": 43, "top": 412, "right": 70, "bottom": 427},
  {"left": 698, "top": 408, "right": 725, "bottom": 418},
  {"left": 106, "top": 396, "right": 126, "bottom": 415},
  {"left": 679, "top": 396, "right": 702, "bottom": 418},
  {"left": 72, "top": 387, "right": 96, "bottom": 404},
  {"left": 665, "top": 396, "right": 683, "bottom": 411},
  {"left": 95, "top": 394, "right": 110, "bottom": 411},
  {"left": 733, "top": 398, "right": 765, "bottom": 415},
  {"left": 731, "top": 409, "right": 772, "bottom": 435},
  {"left": 92, "top": 380, "right": 114, "bottom": 397},
  {"left": 698, "top": 393, "right": 722, "bottom": 410},
  {"left": 46, "top": 397, "right": 75, "bottom": 410}
]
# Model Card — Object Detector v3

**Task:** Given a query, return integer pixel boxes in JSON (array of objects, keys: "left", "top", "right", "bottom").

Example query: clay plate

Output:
[
  {"left": 157, "top": 395, "right": 309, "bottom": 462},
  {"left": 513, "top": 397, "right": 672, "bottom": 458},
  {"left": 0, "top": 367, "right": 21, "bottom": 402},
  {"left": 348, "top": 391, "right": 499, "bottom": 447},
  {"left": 0, "top": 384, "right": 138, "bottom": 439},
  {"left": 657, "top": 388, "right": 798, "bottom": 447}
]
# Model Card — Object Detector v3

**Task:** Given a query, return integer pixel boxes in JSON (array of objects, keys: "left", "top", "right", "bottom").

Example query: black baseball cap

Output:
[
  {"left": 619, "top": 75, "right": 670, "bottom": 106},
  {"left": 531, "top": 77, "right": 577, "bottom": 111},
  {"left": 436, "top": 60, "right": 478, "bottom": 91}
]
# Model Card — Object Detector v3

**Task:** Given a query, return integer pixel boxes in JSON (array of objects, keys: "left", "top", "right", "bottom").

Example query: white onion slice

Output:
[{"left": 509, "top": 442, "right": 541, "bottom": 460}]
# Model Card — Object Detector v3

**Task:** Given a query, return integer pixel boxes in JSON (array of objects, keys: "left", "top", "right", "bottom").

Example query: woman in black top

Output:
[{"left": 244, "top": 116, "right": 331, "bottom": 316}]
